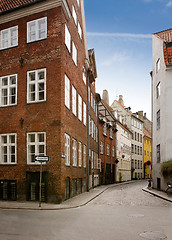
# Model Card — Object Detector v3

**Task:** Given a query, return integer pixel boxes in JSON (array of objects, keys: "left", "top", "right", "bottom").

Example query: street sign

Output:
[{"left": 35, "top": 155, "right": 49, "bottom": 162}]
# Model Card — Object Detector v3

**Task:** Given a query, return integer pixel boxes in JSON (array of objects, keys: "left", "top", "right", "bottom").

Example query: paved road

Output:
[{"left": 0, "top": 181, "right": 171, "bottom": 240}]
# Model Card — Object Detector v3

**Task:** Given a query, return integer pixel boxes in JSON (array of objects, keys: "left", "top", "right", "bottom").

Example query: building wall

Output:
[
  {"left": 143, "top": 136, "right": 152, "bottom": 179},
  {"left": 116, "top": 122, "right": 131, "bottom": 182},
  {"left": 152, "top": 35, "right": 172, "bottom": 190},
  {"left": 0, "top": 0, "right": 98, "bottom": 203}
]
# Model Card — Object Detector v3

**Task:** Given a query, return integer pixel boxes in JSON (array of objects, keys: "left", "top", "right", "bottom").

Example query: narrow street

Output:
[{"left": 0, "top": 181, "right": 171, "bottom": 240}]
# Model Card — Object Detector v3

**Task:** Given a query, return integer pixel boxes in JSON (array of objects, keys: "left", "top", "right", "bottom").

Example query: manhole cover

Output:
[
  {"left": 128, "top": 213, "right": 144, "bottom": 218},
  {"left": 140, "top": 231, "right": 167, "bottom": 240}
]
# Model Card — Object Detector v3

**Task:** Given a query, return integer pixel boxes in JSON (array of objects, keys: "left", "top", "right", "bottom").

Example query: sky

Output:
[{"left": 84, "top": 0, "right": 172, "bottom": 120}]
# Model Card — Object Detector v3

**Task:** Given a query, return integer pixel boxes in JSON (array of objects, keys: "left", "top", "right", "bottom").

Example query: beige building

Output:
[{"left": 116, "top": 122, "right": 132, "bottom": 182}]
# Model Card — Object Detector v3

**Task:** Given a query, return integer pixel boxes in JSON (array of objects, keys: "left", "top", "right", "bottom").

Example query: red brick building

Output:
[
  {"left": 98, "top": 99, "right": 117, "bottom": 185},
  {"left": 0, "top": 0, "right": 98, "bottom": 203}
]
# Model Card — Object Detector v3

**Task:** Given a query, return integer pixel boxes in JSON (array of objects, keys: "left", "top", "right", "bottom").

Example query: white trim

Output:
[
  {"left": 0, "top": 0, "right": 71, "bottom": 25},
  {"left": 0, "top": 26, "right": 18, "bottom": 50},
  {"left": 27, "top": 17, "right": 47, "bottom": 43},
  {"left": 0, "top": 133, "right": 17, "bottom": 165}
]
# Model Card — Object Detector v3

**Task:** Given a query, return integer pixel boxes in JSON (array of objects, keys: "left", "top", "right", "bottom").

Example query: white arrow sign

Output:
[{"left": 35, "top": 155, "right": 49, "bottom": 162}]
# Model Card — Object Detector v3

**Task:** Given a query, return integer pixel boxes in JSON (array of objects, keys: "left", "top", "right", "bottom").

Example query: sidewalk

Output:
[
  {"left": 142, "top": 186, "right": 172, "bottom": 203},
  {"left": 0, "top": 181, "right": 135, "bottom": 211}
]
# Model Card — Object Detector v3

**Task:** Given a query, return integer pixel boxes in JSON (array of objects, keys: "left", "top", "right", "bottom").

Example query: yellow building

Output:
[{"left": 143, "top": 128, "right": 152, "bottom": 179}]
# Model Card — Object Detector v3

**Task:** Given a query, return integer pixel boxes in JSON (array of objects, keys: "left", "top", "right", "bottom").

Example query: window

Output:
[
  {"left": 157, "top": 144, "right": 160, "bottom": 163},
  {"left": 78, "top": 22, "right": 82, "bottom": 39},
  {"left": 27, "top": 132, "right": 46, "bottom": 164},
  {"left": 88, "top": 86, "right": 90, "bottom": 103},
  {"left": 72, "top": 42, "right": 77, "bottom": 65},
  {"left": 157, "top": 110, "right": 160, "bottom": 130},
  {"left": 83, "top": 67, "right": 86, "bottom": 84},
  {"left": 83, "top": 102, "right": 86, "bottom": 126},
  {"left": 83, "top": 145, "right": 86, "bottom": 168},
  {"left": 91, "top": 151, "right": 94, "bottom": 169},
  {"left": 78, "top": 142, "right": 82, "bottom": 167},
  {"left": 0, "top": 134, "right": 17, "bottom": 164},
  {"left": 89, "top": 117, "right": 92, "bottom": 135},
  {"left": 65, "top": 75, "right": 70, "bottom": 109},
  {"left": 65, "top": 133, "right": 70, "bottom": 166},
  {"left": 156, "top": 82, "right": 161, "bottom": 98},
  {"left": 156, "top": 58, "right": 160, "bottom": 73},
  {"left": 27, "top": 69, "right": 46, "bottom": 103},
  {"left": 100, "top": 142, "right": 104, "bottom": 154},
  {"left": 131, "top": 144, "right": 134, "bottom": 153},
  {"left": 72, "top": 86, "right": 76, "bottom": 116},
  {"left": 72, "top": 138, "right": 77, "bottom": 167},
  {"left": 107, "top": 144, "right": 110, "bottom": 156},
  {"left": 140, "top": 134, "right": 142, "bottom": 143},
  {"left": 72, "top": 5, "right": 77, "bottom": 25},
  {"left": 0, "top": 74, "right": 17, "bottom": 106},
  {"left": 1, "top": 26, "right": 18, "bottom": 50},
  {"left": 27, "top": 17, "right": 47, "bottom": 43},
  {"left": 77, "top": 0, "right": 80, "bottom": 6},
  {"left": 103, "top": 123, "right": 107, "bottom": 136},
  {"left": 78, "top": 94, "right": 82, "bottom": 121},
  {"left": 140, "top": 147, "right": 142, "bottom": 155},
  {"left": 65, "top": 24, "right": 71, "bottom": 52},
  {"left": 112, "top": 146, "right": 115, "bottom": 157},
  {"left": 109, "top": 128, "right": 113, "bottom": 139},
  {"left": 147, "top": 151, "right": 149, "bottom": 156}
]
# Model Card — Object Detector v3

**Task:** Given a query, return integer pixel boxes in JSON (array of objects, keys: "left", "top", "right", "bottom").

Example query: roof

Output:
[
  {"left": 143, "top": 127, "right": 152, "bottom": 139},
  {"left": 0, "top": 0, "right": 43, "bottom": 14},
  {"left": 154, "top": 29, "right": 172, "bottom": 66}
]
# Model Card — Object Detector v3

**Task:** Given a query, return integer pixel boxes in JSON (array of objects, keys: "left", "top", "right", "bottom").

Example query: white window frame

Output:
[
  {"left": 72, "top": 5, "right": 77, "bottom": 25},
  {"left": 100, "top": 142, "right": 104, "bottom": 154},
  {"left": 107, "top": 144, "right": 110, "bottom": 156},
  {"left": 0, "top": 26, "right": 18, "bottom": 50},
  {"left": 72, "top": 138, "right": 77, "bottom": 167},
  {"left": 83, "top": 145, "right": 86, "bottom": 168},
  {"left": 83, "top": 102, "right": 86, "bottom": 126},
  {"left": 65, "top": 133, "right": 70, "bottom": 166},
  {"left": 83, "top": 67, "right": 86, "bottom": 84},
  {"left": 27, "top": 132, "right": 46, "bottom": 165},
  {"left": 72, "top": 86, "right": 77, "bottom": 116},
  {"left": 156, "top": 58, "right": 160, "bottom": 73},
  {"left": 27, "top": 68, "right": 46, "bottom": 103},
  {"left": 0, "top": 74, "right": 17, "bottom": 107},
  {"left": 156, "top": 82, "right": 161, "bottom": 99},
  {"left": 65, "top": 24, "right": 71, "bottom": 52},
  {"left": 78, "top": 142, "right": 82, "bottom": 167},
  {"left": 78, "top": 94, "right": 82, "bottom": 121},
  {"left": 112, "top": 146, "right": 115, "bottom": 157},
  {"left": 0, "top": 133, "right": 17, "bottom": 164},
  {"left": 77, "top": 0, "right": 80, "bottom": 6},
  {"left": 91, "top": 151, "right": 94, "bottom": 169},
  {"left": 78, "top": 22, "right": 82, "bottom": 39},
  {"left": 27, "top": 17, "right": 47, "bottom": 43},
  {"left": 72, "top": 42, "right": 77, "bottom": 66},
  {"left": 65, "top": 75, "right": 70, "bottom": 109}
]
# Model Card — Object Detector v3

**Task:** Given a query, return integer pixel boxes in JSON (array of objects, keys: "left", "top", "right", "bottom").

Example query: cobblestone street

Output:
[{"left": 0, "top": 181, "right": 171, "bottom": 240}]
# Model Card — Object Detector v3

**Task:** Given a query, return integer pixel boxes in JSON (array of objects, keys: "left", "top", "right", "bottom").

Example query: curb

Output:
[
  {"left": 142, "top": 187, "right": 172, "bottom": 203},
  {"left": 0, "top": 180, "right": 136, "bottom": 211}
]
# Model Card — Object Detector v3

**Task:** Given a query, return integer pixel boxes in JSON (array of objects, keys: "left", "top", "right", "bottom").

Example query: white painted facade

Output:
[
  {"left": 116, "top": 122, "right": 131, "bottom": 182},
  {"left": 152, "top": 34, "right": 172, "bottom": 190}
]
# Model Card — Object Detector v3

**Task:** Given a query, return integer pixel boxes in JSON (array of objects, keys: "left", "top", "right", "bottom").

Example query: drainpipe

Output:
[{"left": 87, "top": 76, "right": 90, "bottom": 192}]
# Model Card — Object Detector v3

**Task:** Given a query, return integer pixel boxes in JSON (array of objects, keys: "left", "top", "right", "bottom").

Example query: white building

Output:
[
  {"left": 152, "top": 29, "right": 172, "bottom": 190},
  {"left": 111, "top": 95, "right": 144, "bottom": 179},
  {"left": 116, "top": 121, "right": 132, "bottom": 182}
]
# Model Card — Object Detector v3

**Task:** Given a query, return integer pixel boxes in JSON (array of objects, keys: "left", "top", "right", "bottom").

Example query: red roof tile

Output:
[
  {"left": 154, "top": 29, "right": 172, "bottom": 66},
  {"left": 0, "top": 0, "right": 42, "bottom": 14},
  {"left": 143, "top": 127, "right": 152, "bottom": 139}
]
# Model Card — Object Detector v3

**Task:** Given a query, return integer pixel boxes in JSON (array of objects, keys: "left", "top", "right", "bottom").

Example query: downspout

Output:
[{"left": 87, "top": 74, "right": 90, "bottom": 192}]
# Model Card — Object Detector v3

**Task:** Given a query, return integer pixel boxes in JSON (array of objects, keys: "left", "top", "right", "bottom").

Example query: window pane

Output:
[
  {"left": 10, "top": 76, "right": 16, "bottom": 85},
  {"left": 38, "top": 71, "right": 44, "bottom": 80},
  {"left": 39, "top": 145, "right": 44, "bottom": 155},
  {"left": 2, "top": 77, "right": 8, "bottom": 86},
  {"left": 10, "top": 135, "right": 15, "bottom": 143},
  {"left": 29, "top": 134, "right": 35, "bottom": 143},
  {"left": 38, "top": 134, "right": 44, "bottom": 142},
  {"left": 29, "top": 72, "right": 35, "bottom": 81}
]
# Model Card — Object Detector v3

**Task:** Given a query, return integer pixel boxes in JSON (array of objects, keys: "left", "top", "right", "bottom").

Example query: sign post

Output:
[{"left": 35, "top": 156, "right": 49, "bottom": 208}]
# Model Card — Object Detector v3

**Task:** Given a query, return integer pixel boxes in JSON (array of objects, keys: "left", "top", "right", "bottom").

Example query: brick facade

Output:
[{"left": 0, "top": 0, "right": 98, "bottom": 203}]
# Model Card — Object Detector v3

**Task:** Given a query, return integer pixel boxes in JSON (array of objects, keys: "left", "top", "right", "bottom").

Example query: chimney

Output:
[
  {"left": 118, "top": 95, "right": 124, "bottom": 106},
  {"left": 102, "top": 89, "right": 109, "bottom": 105},
  {"left": 138, "top": 111, "right": 143, "bottom": 119},
  {"left": 144, "top": 112, "right": 147, "bottom": 118}
]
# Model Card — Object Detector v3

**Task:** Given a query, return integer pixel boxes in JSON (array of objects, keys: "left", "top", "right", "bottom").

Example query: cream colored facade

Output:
[{"left": 116, "top": 122, "right": 132, "bottom": 182}]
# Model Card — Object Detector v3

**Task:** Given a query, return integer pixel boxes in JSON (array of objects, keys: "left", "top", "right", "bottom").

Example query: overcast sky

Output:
[{"left": 84, "top": 0, "right": 172, "bottom": 119}]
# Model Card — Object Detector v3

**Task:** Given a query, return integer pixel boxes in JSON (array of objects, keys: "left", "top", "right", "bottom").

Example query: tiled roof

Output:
[
  {"left": 0, "top": 0, "right": 42, "bottom": 14},
  {"left": 143, "top": 127, "right": 151, "bottom": 139},
  {"left": 154, "top": 29, "right": 172, "bottom": 66}
]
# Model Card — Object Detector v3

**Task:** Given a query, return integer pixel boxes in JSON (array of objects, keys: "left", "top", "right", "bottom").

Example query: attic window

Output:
[{"left": 156, "top": 58, "right": 160, "bottom": 73}]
